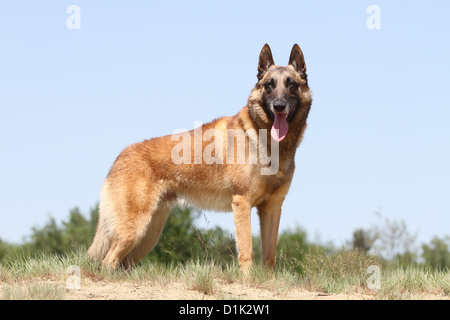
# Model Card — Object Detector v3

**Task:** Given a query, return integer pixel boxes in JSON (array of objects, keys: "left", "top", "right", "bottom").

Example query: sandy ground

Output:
[
  {"left": 64, "top": 279, "right": 373, "bottom": 300},
  {"left": 3, "top": 278, "right": 446, "bottom": 300},
  {"left": 65, "top": 281, "right": 373, "bottom": 300}
]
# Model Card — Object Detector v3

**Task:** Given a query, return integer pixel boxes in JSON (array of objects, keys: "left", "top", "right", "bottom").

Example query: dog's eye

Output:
[
  {"left": 288, "top": 81, "right": 298, "bottom": 89},
  {"left": 264, "top": 79, "right": 274, "bottom": 90}
]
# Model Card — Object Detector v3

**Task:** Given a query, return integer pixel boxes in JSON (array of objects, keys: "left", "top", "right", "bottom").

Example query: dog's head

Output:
[{"left": 248, "top": 44, "right": 312, "bottom": 142}]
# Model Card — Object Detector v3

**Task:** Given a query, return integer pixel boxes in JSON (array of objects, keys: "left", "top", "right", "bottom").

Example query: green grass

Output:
[
  {"left": 180, "top": 260, "right": 219, "bottom": 295},
  {"left": 0, "top": 246, "right": 448, "bottom": 300},
  {"left": 378, "top": 265, "right": 450, "bottom": 299},
  {"left": 299, "top": 248, "right": 383, "bottom": 293},
  {"left": 2, "top": 283, "right": 66, "bottom": 300}
]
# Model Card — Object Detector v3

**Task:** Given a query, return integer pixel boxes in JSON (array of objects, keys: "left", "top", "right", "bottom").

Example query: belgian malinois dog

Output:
[{"left": 88, "top": 44, "right": 312, "bottom": 272}]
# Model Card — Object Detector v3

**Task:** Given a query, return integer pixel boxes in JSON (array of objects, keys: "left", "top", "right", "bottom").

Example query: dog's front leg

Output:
[
  {"left": 232, "top": 195, "right": 253, "bottom": 273},
  {"left": 257, "top": 200, "right": 282, "bottom": 268},
  {"left": 257, "top": 183, "right": 290, "bottom": 268}
]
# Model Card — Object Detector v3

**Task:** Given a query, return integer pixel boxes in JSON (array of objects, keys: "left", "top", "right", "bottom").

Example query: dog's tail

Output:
[
  {"left": 87, "top": 220, "right": 111, "bottom": 263},
  {"left": 87, "top": 184, "right": 114, "bottom": 262}
]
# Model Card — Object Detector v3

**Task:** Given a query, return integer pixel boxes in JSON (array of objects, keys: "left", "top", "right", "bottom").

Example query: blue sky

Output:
[{"left": 0, "top": 1, "right": 449, "bottom": 250}]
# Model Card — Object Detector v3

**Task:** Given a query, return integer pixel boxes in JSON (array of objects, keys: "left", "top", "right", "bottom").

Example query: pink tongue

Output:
[{"left": 271, "top": 113, "right": 288, "bottom": 142}]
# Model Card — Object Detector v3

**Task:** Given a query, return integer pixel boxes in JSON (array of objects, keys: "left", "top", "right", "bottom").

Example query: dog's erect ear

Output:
[
  {"left": 288, "top": 44, "right": 306, "bottom": 76},
  {"left": 257, "top": 44, "right": 275, "bottom": 80}
]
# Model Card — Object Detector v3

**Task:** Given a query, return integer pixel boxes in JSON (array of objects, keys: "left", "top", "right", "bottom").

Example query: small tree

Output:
[
  {"left": 352, "top": 229, "right": 373, "bottom": 253},
  {"left": 28, "top": 216, "right": 65, "bottom": 255},
  {"left": 422, "top": 236, "right": 450, "bottom": 271},
  {"left": 367, "top": 213, "right": 418, "bottom": 261}
]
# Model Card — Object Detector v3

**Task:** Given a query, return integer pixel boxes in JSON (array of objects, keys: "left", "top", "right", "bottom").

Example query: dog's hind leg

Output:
[
  {"left": 99, "top": 177, "right": 164, "bottom": 269},
  {"left": 120, "top": 202, "right": 173, "bottom": 269},
  {"left": 101, "top": 228, "right": 137, "bottom": 269}
]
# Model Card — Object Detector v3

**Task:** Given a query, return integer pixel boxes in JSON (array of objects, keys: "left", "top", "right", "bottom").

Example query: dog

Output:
[{"left": 87, "top": 44, "right": 312, "bottom": 272}]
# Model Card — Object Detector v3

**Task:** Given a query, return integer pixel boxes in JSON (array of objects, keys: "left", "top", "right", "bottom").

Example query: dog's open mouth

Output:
[
  {"left": 270, "top": 103, "right": 295, "bottom": 142},
  {"left": 271, "top": 113, "right": 288, "bottom": 142}
]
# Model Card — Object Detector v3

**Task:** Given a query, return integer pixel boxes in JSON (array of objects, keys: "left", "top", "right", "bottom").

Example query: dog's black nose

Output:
[{"left": 273, "top": 104, "right": 286, "bottom": 112}]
